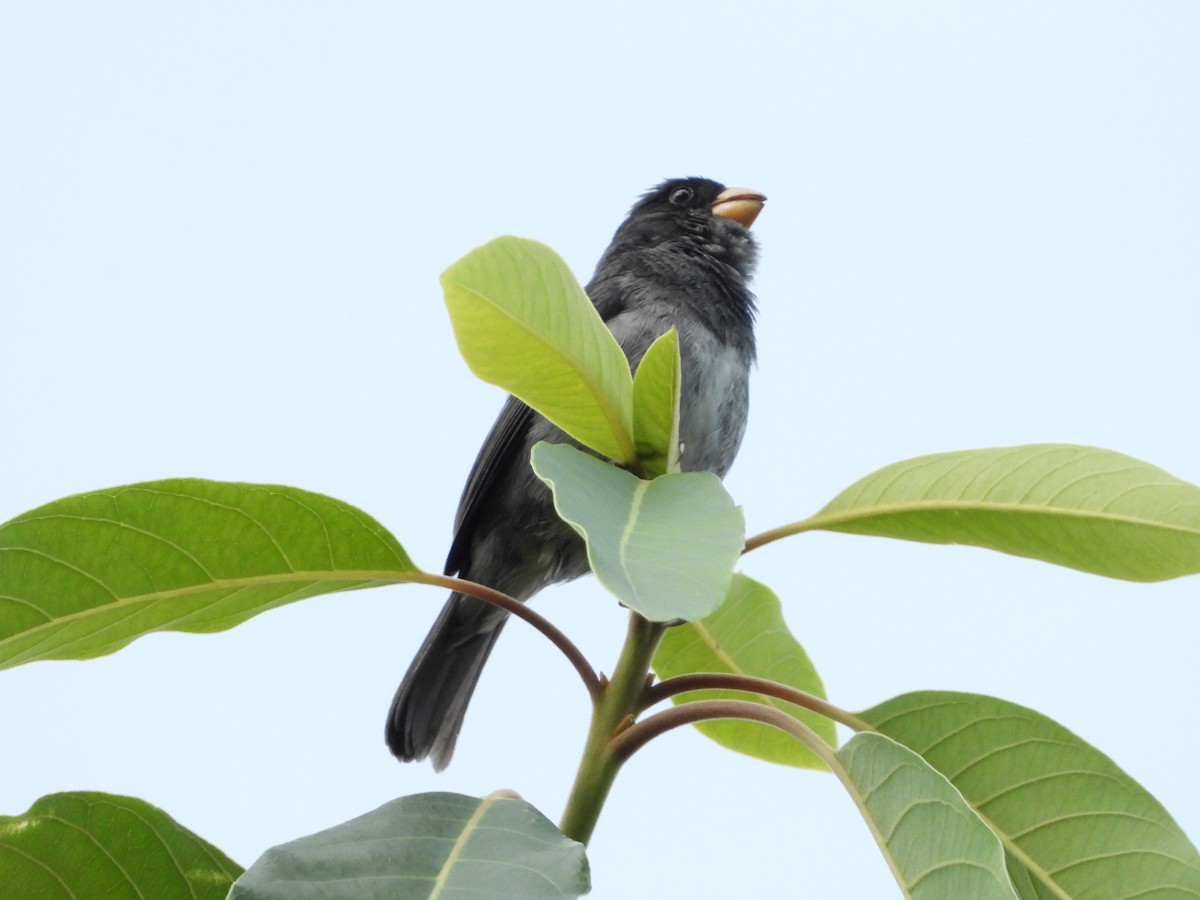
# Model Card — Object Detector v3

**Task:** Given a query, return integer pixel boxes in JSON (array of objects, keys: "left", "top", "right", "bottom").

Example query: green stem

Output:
[
  {"left": 742, "top": 516, "right": 821, "bottom": 553},
  {"left": 558, "top": 612, "right": 666, "bottom": 845}
]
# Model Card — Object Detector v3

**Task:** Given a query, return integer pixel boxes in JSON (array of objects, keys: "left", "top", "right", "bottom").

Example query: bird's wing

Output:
[{"left": 444, "top": 395, "right": 535, "bottom": 576}]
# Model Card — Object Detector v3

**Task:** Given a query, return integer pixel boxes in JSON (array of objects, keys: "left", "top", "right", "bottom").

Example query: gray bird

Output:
[{"left": 387, "top": 177, "right": 765, "bottom": 769}]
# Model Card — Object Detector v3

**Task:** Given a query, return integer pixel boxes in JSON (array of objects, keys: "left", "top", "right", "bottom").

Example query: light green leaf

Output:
[
  {"left": 0, "top": 792, "right": 242, "bottom": 899},
  {"left": 530, "top": 442, "right": 744, "bottom": 622},
  {"left": 800, "top": 444, "right": 1200, "bottom": 581},
  {"left": 0, "top": 479, "right": 418, "bottom": 669},
  {"left": 230, "top": 791, "right": 589, "bottom": 900},
  {"left": 442, "top": 235, "right": 636, "bottom": 465},
  {"left": 631, "top": 327, "right": 682, "bottom": 478},
  {"left": 835, "top": 734, "right": 1020, "bottom": 900},
  {"left": 862, "top": 691, "right": 1200, "bottom": 898},
  {"left": 652, "top": 574, "right": 835, "bottom": 769}
]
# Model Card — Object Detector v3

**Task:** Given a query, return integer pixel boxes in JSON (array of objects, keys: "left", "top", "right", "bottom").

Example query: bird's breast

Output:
[{"left": 676, "top": 328, "right": 752, "bottom": 478}]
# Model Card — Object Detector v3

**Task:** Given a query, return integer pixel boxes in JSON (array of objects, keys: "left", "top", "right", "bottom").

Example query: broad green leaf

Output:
[
  {"left": 0, "top": 792, "right": 242, "bottom": 899},
  {"left": 652, "top": 573, "right": 835, "bottom": 769},
  {"left": 0, "top": 479, "right": 417, "bottom": 669},
  {"left": 802, "top": 444, "right": 1200, "bottom": 581},
  {"left": 530, "top": 442, "right": 744, "bottom": 622},
  {"left": 861, "top": 692, "right": 1200, "bottom": 898},
  {"left": 230, "top": 791, "right": 589, "bottom": 900},
  {"left": 835, "top": 734, "right": 1020, "bottom": 900},
  {"left": 631, "top": 327, "right": 681, "bottom": 478},
  {"left": 442, "top": 236, "right": 636, "bottom": 465}
]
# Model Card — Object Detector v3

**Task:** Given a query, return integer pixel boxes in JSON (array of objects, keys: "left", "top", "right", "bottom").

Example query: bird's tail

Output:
[{"left": 386, "top": 591, "right": 507, "bottom": 770}]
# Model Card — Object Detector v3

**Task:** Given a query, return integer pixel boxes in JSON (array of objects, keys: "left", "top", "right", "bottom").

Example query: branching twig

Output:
[
  {"left": 609, "top": 698, "right": 839, "bottom": 768},
  {"left": 644, "top": 672, "right": 871, "bottom": 731}
]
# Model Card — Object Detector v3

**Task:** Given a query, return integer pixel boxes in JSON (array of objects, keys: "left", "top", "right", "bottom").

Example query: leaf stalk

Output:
[{"left": 413, "top": 572, "right": 601, "bottom": 700}]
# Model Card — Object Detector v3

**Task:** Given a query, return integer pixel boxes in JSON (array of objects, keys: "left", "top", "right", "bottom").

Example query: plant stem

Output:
[{"left": 558, "top": 612, "right": 666, "bottom": 845}]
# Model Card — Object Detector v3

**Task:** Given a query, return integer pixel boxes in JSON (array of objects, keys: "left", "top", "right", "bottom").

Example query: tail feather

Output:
[{"left": 386, "top": 592, "right": 507, "bottom": 770}]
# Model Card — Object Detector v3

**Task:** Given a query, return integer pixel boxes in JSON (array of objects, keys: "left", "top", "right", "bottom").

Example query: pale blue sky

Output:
[{"left": 2, "top": 4, "right": 1198, "bottom": 897}]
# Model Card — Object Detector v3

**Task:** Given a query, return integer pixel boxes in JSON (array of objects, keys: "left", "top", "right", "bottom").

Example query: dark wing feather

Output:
[{"left": 444, "top": 396, "right": 535, "bottom": 576}]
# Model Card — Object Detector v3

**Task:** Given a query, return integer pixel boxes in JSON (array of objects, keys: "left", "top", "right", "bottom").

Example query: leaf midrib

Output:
[
  {"left": 811, "top": 499, "right": 1200, "bottom": 537},
  {"left": 0, "top": 568, "right": 416, "bottom": 658}
]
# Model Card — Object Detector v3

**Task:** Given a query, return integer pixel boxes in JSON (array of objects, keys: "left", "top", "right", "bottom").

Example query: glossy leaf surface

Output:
[
  {"left": 805, "top": 444, "right": 1200, "bottom": 581},
  {"left": 862, "top": 691, "right": 1200, "bottom": 897},
  {"left": 653, "top": 574, "right": 834, "bottom": 768},
  {"left": 0, "top": 792, "right": 242, "bottom": 899},
  {"left": 0, "top": 479, "right": 416, "bottom": 669},
  {"left": 231, "top": 791, "right": 589, "bottom": 899}
]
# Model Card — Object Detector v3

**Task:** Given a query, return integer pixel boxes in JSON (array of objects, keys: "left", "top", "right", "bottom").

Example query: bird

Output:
[{"left": 387, "top": 177, "right": 765, "bottom": 769}]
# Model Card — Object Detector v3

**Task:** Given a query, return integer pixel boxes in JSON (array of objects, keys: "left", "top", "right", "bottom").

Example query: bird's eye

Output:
[{"left": 669, "top": 187, "right": 693, "bottom": 206}]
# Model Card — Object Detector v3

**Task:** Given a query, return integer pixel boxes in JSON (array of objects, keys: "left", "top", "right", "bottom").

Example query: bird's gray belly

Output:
[{"left": 676, "top": 331, "right": 751, "bottom": 477}]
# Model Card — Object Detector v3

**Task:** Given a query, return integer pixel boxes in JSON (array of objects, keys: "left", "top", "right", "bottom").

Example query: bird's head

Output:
[{"left": 609, "top": 177, "right": 765, "bottom": 276}]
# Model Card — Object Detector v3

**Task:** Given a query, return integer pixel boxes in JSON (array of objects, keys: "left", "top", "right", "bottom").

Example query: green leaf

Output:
[
  {"left": 652, "top": 574, "right": 835, "bottom": 769},
  {"left": 861, "top": 691, "right": 1200, "bottom": 898},
  {"left": 442, "top": 235, "right": 636, "bottom": 465},
  {"left": 835, "top": 734, "right": 1020, "bottom": 900},
  {"left": 530, "top": 442, "right": 744, "bottom": 622},
  {"left": 0, "top": 479, "right": 418, "bottom": 669},
  {"left": 230, "top": 791, "right": 589, "bottom": 900},
  {"left": 0, "top": 792, "right": 242, "bottom": 899},
  {"left": 804, "top": 444, "right": 1200, "bottom": 581},
  {"left": 631, "top": 327, "right": 682, "bottom": 479}
]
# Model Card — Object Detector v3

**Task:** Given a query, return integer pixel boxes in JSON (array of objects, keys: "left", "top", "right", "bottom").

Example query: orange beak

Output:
[{"left": 710, "top": 187, "right": 766, "bottom": 228}]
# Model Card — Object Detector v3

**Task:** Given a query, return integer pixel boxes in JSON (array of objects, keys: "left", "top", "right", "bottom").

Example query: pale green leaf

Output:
[
  {"left": 836, "top": 734, "right": 1020, "bottom": 900},
  {"left": 441, "top": 235, "right": 635, "bottom": 464},
  {"left": 631, "top": 327, "right": 681, "bottom": 479},
  {"left": 862, "top": 691, "right": 1200, "bottom": 898},
  {"left": 0, "top": 479, "right": 417, "bottom": 669},
  {"left": 0, "top": 792, "right": 242, "bottom": 899},
  {"left": 230, "top": 791, "right": 589, "bottom": 900},
  {"left": 804, "top": 444, "right": 1200, "bottom": 581},
  {"left": 652, "top": 574, "right": 835, "bottom": 769},
  {"left": 530, "top": 442, "right": 744, "bottom": 622}
]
